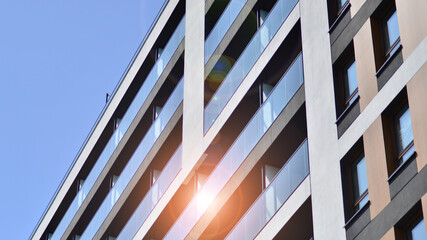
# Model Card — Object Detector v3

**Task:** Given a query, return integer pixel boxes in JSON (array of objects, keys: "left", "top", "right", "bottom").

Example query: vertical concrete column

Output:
[
  {"left": 363, "top": 117, "right": 391, "bottom": 218},
  {"left": 395, "top": 0, "right": 427, "bottom": 172},
  {"left": 300, "top": 0, "right": 346, "bottom": 239},
  {"left": 183, "top": 0, "right": 205, "bottom": 170},
  {"left": 354, "top": 21, "right": 378, "bottom": 110}
]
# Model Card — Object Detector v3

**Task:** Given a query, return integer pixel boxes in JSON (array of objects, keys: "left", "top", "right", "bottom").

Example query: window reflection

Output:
[
  {"left": 352, "top": 154, "right": 369, "bottom": 212},
  {"left": 343, "top": 58, "right": 358, "bottom": 107},
  {"left": 394, "top": 103, "right": 414, "bottom": 165},
  {"left": 383, "top": 8, "right": 401, "bottom": 58},
  {"left": 407, "top": 217, "right": 426, "bottom": 240}
]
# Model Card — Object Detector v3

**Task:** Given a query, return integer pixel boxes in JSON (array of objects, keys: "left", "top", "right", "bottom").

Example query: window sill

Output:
[
  {"left": 329, "top": 2, "right": 351, "bottom": 33},
  {"left": 376, "top": 44, "right": 403, "bottom": 77},
  {"left": 387, "top": 150, "right": 417, "bottom": 183},
  {"left": 344, "top": 200, "right": 370, "bottom": 229},
  {"left": 336, "top": 94, "right": 360, "bottom": 124}
]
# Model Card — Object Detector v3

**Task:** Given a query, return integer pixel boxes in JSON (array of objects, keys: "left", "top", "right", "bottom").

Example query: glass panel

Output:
[
  {"left": 226, "top": 140, "right": 309, "bottom": 240},
  {"left": 352, "top": 154, "right": 369, "bottom": 212},
  {"left": 204, "top": 0, "right": 299, "bottom": 133},
  {"left": 151, "top": 169, "right": 161, "bottom": 185},
  {"left": 81, "top": 79, "right": 184, "bottom": 240},
  {"left": 205, "top": 0, "right": 247, "bottom": 64},
  {"left": 386, "top": 10, "right": 400, "bottom": 49},
  {"left": 164, "top": 54, "right": 304, "bottom": 240},
  {"left": 51, "top": 16, "right": 185, "bottom": 240},
  {"left": 356, "top": 156, "right": 368, "bottom": 197},
  {"left": 264, "top": 164, "right": 279, "bottom": 188},
  {"left": 262, "top": 83, "right": 274, "bottom": 103},
  {"left": 117, "top": 146, "right": 182, "bottom": 240},
  {"left": 343, "top": 59, "right": 357, "bottom": 102},
  {"left": 394, "top": 104, "right": 413, "bottom": 156},
  {"left": 258, "top": 9, "right": 268, "bottom": 27},
  {"left": 409, "top": 219, "right": 426, "bottom": 240}
]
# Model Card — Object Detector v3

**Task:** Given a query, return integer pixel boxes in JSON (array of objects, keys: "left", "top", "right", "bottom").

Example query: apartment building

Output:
[{"left": 31, "top": 0, "right": 427, "bottom": 239}]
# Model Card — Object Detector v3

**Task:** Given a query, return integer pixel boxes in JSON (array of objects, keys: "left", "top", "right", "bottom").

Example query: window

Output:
[
  {"left": 150, "top": 169, "right": 161, "bottom": 186},
  {"left": 257, "top": 8, "right": 268, "bottom": 28},
  {"left": 371, "top": 1, "right": 401, "bottom": 70},
  {"left": 351, "top": 153, "right": 369, "bottom": 213},
  {"left": 113, "top": 117, "right": 123, "bottom": 146},
  {"left": 406, "top": 216, "right": 426, "bottom": 240},
  {"left": 336, "top": 0, "right": 349, "bottom": 15},
  {"left": 342, "top": 57, "right": 358, "bottom": 109},
  {"left": 341, "top": 141, "right": 369, "bottom": 221},
  {"left": 382, "top": 7, "right": 401, "bottom": 60},
  {"left": 334, "top": 45, "right": 359, "bottom": 116},
  {"left": 155, "top": 47, "right": 163, "bottom": 61},
  {"left": 113, "top": 117, "right": 121, "bottom": 130},
  {"left": 77, "top": 179, "right": 85, "bottom": 192},
  {"left": 262, "top": 164, "right": 280, "bottom": 190},
  {"left": 259, "top": 83, "right": 274, "bottom": 105},
  {"left": 393, "top": 103, "right": 414, "bottom": 166},
  {"left": 153, "top": 105, "right": 162, "bottom": 122},
  {"left": 110, "top": 175, "right": 118, "bottom": 189},
  {"left": 77, "top": 179, "right": 86, "bottom": 206},
  {"left": 45, "top": 233, "right": 53, "bottom": 240}
]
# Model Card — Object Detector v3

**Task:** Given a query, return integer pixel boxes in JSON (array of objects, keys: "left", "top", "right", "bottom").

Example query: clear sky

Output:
[{"left": 0, "top": 0, "right": 165, "bottom": 239}]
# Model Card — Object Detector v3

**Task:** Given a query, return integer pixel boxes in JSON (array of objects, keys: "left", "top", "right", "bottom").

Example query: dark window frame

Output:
[
  {"left": 342, "top": 56, "right": 359, "bottom": 109},
  {"left": 405, "top": 213, "right": 425, "bottom": 240},
  {"left": 334, "top": 43, "right": 358, "bottom": 117},
  {"left": 349, "top": 152, "right": 369, "bottom": 213},
  {"left": 341, "top": 140, "right": 369, "bottom": 221},
  {"left": 393, "top": 102, "right": 415, "bottom": 166},
  {"left": 371, "top": 0, "right": 402, "bottom": 71},
  {"left": 381, "top": 89, "right": 415, "bottom": 176},
  {"left": 381, "top": 6, "right": 401, "bottom": 60}
]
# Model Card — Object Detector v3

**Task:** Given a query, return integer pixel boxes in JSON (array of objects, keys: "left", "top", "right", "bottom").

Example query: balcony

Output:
[
  {"left": 51, "top": 16, "right": 185, "bottom": 239},
  {"left": 80, "top": 79, "right": 183, "bottom": 239},
  {"left": 226, "top": 139, "right": 309, "bottom": 239},
  {"left": 164, "top": 53, "right": 304, "bottom": 240},
  {"left": 116, "top": 145, "right": 182, "bottom": 239},
  {"left": 204, "top": 0, "right": 299, "bottom": 133},
  {"left": 204, "top": 0, "right": 246, "bottom": 64}
]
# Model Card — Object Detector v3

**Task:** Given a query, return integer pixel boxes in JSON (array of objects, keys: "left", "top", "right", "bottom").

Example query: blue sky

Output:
[{"left": 0, "top": 0, "right": 165, "bottom": 239}]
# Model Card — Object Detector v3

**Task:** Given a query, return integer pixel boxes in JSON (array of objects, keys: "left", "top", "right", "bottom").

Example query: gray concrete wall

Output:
[{"left": 300, "top": 0, "right": 347, "bottom": 238}]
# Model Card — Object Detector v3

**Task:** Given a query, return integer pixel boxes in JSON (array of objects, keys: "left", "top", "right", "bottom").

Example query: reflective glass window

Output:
[
  {"left": 352, "top": 154, "right": 369, "bottom": 211},
  {"left": 407, "top": 218, "right": 426, "bottom": 240},
  {"left": 394, "top": 103, "right": 414, "bottom": 165},
  {"left": 343, "top": 58, "right": 358, "bottom": 107}
]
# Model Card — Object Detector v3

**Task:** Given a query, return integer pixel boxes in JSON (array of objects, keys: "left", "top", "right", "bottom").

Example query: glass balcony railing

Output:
[
  {"left": 164, "top": 53, "right": 303, "bottom": 240},
  {"left": 204, "top": 0, "right": 298, "bottom": 133},
  {"left": 205, "top": 0, "right": 247, "bottom": 64},
  {"left": 226, "top": 139, "right": 309, "bottom": 240},
  {"left": 51, "top": 16, "right": 185, "bottom": 240},
  {"left": 117, "top": 145, "right": 182, "bottom": 240},
  {"left": 80, "top": 79, "right": 183, "bottom": 240}
]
